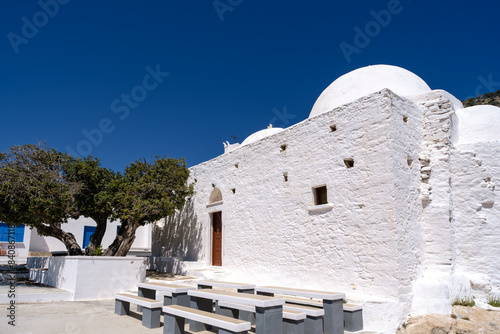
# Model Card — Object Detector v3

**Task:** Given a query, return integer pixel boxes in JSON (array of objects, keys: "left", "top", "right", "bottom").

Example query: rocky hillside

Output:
[{"left": 462, "top": 90, "right": 500, "bottom": 108}]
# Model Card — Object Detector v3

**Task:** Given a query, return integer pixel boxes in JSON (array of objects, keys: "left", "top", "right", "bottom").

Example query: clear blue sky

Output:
[{"left": 1, "top": 0, "right": 499, "bottom": 171}]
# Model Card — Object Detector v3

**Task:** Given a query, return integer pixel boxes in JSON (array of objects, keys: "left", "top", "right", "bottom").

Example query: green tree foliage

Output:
[
  {"left": 104, "top": 157, "right": 194, "bottom": 256},
  {"left": 0, "top": 144, "right": 193, "bottom": 257},
  {"left": 63, "top": 156, "right": 118, "bottom": 255},
  {"left": 0, "top": 143, "right": 83, "bottom": 255}
]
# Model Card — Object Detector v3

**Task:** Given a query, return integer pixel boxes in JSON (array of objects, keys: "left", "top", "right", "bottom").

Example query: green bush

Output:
[
  {"left": 488, "top": 296, "right": 500, "bottom": 307},
  {"left": 452, "top": 297, "right": 475, "bottom": 307},
  {"left": 91, "top": 245, "right": 103, "bottom": 256}
]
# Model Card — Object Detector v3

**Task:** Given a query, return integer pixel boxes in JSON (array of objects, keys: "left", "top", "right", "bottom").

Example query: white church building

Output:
[{"left": 153, "top": 65, "right": 500, "bottom": 332}]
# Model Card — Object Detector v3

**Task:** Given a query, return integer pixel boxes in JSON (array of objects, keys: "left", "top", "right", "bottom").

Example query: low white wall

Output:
[{"left": 44, "top": 256, "right": 146, "bottom": 300}]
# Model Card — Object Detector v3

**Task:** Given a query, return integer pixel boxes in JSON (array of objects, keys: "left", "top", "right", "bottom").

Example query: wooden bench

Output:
[
  {"left": 217, "top": 301, "right": 306, "bottom": 334},
  {"left": 284, "top": 303, "right": 324, "bottom": 334},
  {"left": 114, "top": 293, "right": 163, "bottom": 328},
  {"left": 255, "top": 286, "right": 346, "bottom": 334},
  {"left": 163, "top": 304, "right": 251, "bottom": 334}
]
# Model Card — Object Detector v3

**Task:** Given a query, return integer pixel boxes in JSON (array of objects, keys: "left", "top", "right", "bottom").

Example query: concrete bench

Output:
[
  {"left": 284, "top": 303, "right": 324, "bottom": 334},
  {"left": 196, "top": 280, "right": 256, "bottom": 326},
  {"left": 255, "top": 286, "right": 345, "bottom": 334},
  {"left": 197, "top": 280, "right": 256, "bottom": 294},
  {"left": 279, "top": 294, "right": 323, "bottom": 308},
  {"left": 114, "top": 293, "right": 163, "bottom": 328},
  {"left": 136, "top": 282, "right": 194, "bottom": 311},
  {"left": 217, "top": 301, "right": 307, "bottom": 334},
  {"left": 283, "top": 297, "right": 364, "bottom": 332},
  {"left": 343, "top": 303, "right": 363, "bottom": 332},
  {"left": 163, "top": 304, "right": 251, "bottom": 334},
  {"left": 188, "top": 288, "right": 284, "bottom": 334}
]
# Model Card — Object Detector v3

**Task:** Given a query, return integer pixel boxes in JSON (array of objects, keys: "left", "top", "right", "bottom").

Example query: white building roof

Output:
[
  {"left": 240, "top": 127, "right": 284, "bottom": 147},
  {"left": 309, "top": 64, "right": 431, "bottom": 118},
  {"left": 454, "top": 105, "right": 500, "bottom": 145}
]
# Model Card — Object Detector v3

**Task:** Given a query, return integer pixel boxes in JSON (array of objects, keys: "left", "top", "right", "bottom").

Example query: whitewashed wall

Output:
[
  {"left": 164, "top": 89, "right": 423, "bottom": 332},
  {"left": 451, "top": 142, "right": 500, "bottom": 302},
  {"left": 44, "top": 256, "right": 146, "bottom": 300}
]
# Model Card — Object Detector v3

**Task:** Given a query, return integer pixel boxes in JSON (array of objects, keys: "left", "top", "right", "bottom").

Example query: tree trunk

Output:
[
  {"left": 85, "top": 216, "right": 108, "bottom": 255},
  {"left": 36, "top": 223, "right": 84, "bottom": 256},
  {"left": 104, "top": 220, "right": 141, "bottom": 256}
]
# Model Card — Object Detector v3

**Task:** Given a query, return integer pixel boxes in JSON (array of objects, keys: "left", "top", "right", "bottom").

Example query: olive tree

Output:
[{"left": 104, "top": 157, "right": 193, "bottom": 256}]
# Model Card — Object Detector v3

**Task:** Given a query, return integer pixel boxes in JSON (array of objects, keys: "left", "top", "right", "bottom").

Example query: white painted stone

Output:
[{"left": 44, "top": 256, "right": 146, "bottom": 300}]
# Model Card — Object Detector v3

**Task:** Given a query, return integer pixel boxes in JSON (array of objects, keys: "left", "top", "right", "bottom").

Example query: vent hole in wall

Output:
[
  {"left": 344, "top": 159, "right": 354, "bottom": 168},
  {"left": 330, "top": 124, "right": 337, "bottom": 132},
  {"left": 280, "top": 144, "right": 287, "bottom": 152}
]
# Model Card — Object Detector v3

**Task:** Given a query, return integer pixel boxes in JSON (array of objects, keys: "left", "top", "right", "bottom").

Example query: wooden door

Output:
[{"left": 212, "top": 211, "right": 222, "bottom": 266}]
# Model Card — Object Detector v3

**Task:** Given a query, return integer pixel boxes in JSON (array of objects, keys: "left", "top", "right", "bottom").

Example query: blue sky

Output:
[{"left": 1, "top": 0, "right": 499, "bottom": 171}]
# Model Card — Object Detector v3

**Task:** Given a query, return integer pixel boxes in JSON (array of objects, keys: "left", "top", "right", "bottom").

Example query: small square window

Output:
[
  {"left": 280, "top": 144, "right": 287, "bottom": 152},
  {"left": 313, "top": 186, "right": 328, "bottom": 205},
  {"left": 231, "top": 188, "right": 236, "bottom": 194},
  {"left": 330, "top": 124, "right": 337, "bottom": 132}
]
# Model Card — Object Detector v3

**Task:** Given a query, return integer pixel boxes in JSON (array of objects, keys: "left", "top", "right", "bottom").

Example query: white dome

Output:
[
  {"left": 309, "top": 65, "right": 431, "bottom": 118},
  {"left": 454, "top": 105, "right": 500, "bottom": 145},
  {"left": 240, "top": 127, "right": 284, "bottom": 147}
]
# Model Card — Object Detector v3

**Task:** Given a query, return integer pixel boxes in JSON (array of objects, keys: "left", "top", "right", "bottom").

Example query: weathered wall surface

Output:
[
  {"left": 409, "top": 90, "right": 461, "bottom": 316},
  {"left": 390, "top": 94, "right": 425, "bottom": 312},
  {"left": 451, "top": 142, "right": 500, "bottom": 302}
]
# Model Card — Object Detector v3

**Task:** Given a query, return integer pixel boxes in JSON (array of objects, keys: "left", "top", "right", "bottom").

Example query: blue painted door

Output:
[{"left": 82, "top": 226, "right": 96, "bottom": 248}]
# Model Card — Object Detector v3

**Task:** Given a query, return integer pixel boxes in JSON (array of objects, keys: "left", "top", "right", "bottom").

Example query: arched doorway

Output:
[{"left": 209, "top": 188, "right": 223, "bottom": 266}]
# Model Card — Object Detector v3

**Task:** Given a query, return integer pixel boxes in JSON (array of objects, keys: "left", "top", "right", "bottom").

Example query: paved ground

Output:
[{"left": 0, "top": 299, "right": 162, "bottom": 334}]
